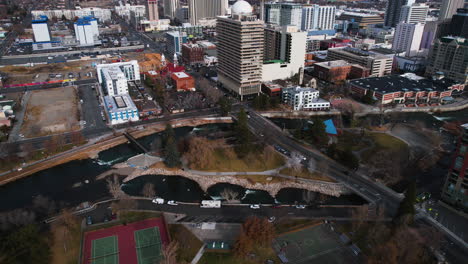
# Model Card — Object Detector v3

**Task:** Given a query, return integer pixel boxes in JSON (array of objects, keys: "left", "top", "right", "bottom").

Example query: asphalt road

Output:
[{"left": 78, "top": 82, "right": 108, "bottom": 132}]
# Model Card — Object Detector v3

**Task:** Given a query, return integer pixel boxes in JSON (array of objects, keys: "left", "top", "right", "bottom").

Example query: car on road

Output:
[
  {"left": 152, "top": 198, "right": 164, "bottom": 204},
  {"left": 250, "top": 204, "right": 260, "bottom": 209},
  {"left": 167, "top": 200, "right": 178, "bottom": 206},
  {"left": 86, "top": 216, "right": 92, "bottom": 225},
  {"left": 295, "top": 205, "right": 306, "bottom": 209},
  {"left": 19, "top": 134, "right": 24, "bottom": 138},
  {"left": 268, "top": 216, "right": 276, "bottom": 223}
]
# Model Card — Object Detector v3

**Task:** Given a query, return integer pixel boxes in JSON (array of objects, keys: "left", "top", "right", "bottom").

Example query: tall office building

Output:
[
  {"left": 448, "top": 8, "right": 468, "bottom": 38},
  {"left": 264, "top": 2, "right": 303, "bottom": 28},
  {"left": 392, "top": 23, "right": 425, "bottom": 56},
  {"left": 301, "top": 4, "right": 336, "bottom": 31},
  {"left": 441, "top": 123, "right": 468, "bottom": 211},
  {"left": 188, "top": 0, "right": 228, "bottom": 25},
  {"left": 217, "top": 0, "right": 263, "bottom": 100},
  {"left": 384, "top": 0, "right": 415, "bottom": 27},
  {"left": 426, "top": 36, "right": 468, "bottom": 84},
  {"left": 399, "top": 3, "right": 429, "bottom": 24},
  {"left": 147, "top": 0, "right": 159, "bottom": 21},
  {"left": 439, "top": 0, "right": 465, "bottom": 20},
  {"left": 163, "top": 0, "right": 179, "bottom": 19}
]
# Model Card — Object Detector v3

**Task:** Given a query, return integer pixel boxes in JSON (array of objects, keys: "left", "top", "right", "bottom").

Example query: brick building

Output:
[
  {"left": 171, "top": 72, "right": 195, "bottom": 91},
  {"left": 261, "top": 82, "right": 283, "bottom": 97},
  {"left": 313, "top": 60, "right": 369, "bottom": 82},
  {"left": 441, "top": 123, "right": 468, "bottom": 211},
  {"left": 349, "top": 73, "right": 465, "bottom": 106},
  {"left": 319, "top": 38, "right": 352, "bottom": 50},
  {"left": 181, "top": 43, "right": 205, "bottom": 65}
]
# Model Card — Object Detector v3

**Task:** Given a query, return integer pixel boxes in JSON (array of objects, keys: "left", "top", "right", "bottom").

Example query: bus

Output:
[{"left": 200, "top": 200, "right": 221, "bottom": 208}]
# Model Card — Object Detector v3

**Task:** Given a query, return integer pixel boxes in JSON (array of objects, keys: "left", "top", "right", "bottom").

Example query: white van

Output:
[
  {"left": 200, "top": 200, "right": 221, "bottom": 208},
  {"left": 152, "top": 198, "right": 164, "bottom": 204}
]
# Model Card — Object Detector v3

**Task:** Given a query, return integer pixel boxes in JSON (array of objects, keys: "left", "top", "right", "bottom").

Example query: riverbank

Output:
[{"left": 0, "top": 117, "right": 232, "bottom": 186}]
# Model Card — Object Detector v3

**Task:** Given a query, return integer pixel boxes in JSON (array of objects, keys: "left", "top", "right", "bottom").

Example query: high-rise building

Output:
[
  {"left": 426, "top": 36, "right": 468, "bottom": 84},
  {"left": 188, "top": 0, "right": 228, "bottom": 25},
  {"left": 399, "top": 3, "right": 429, "bottom": 24},
  {"left": 301, "top": 4, "right": 336, "bottom": 31},
  {"left": 393, "top": 23, "right": 425, "bottom": 56},
  {"left": 32, "top": 15, "right": 51, "bottom": 43},
  {"left": 384, "top": 0, "right": 415, "bottom": 27},
  {"left": 147, "top": 0, "right": 159, "bottom": 21},
  {"left": 163, "top": 0, "right": 179, "bottom": 19},
  {"left": 439, "top": 0, "right": 465, "bottom": 21},
  {"left": 165, "top": 31, "right": 188, "bottom": 55},
  {"left": 217, "top": 0, "right": 263, "bottom": 100},
  {"left": 264, "top": 2, "right": 303, "bottom": 28},
  {"left": 441, "top": 123, "right": 468, "bottom": 211},
  {"left": 447, "top": 8, "right": 468, "bottom": 38},
  {"left": 262, "top": 25, "right": 307, "bottom": 82},
  {"left": 420, "top": 20, "right": 439, "bottom": 50}
]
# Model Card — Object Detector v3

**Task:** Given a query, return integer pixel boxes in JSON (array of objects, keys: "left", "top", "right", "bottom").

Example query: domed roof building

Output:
[{"left": 231, "top": 0, "right": 253, "bottom": 15}]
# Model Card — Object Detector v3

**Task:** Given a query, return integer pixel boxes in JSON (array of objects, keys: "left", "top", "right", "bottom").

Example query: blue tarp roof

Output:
[{"left": 324, "top": 119, "right": 338, "bottom": 135}]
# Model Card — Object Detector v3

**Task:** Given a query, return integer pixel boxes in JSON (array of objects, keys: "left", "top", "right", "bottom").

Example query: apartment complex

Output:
[
  {"left": 188, "top": 0, "right": 228, "bottom": 25},
  {"left": 264, "top": 2, "right": 303, "bottom": 28},
  {"left": 262, "top": 25, "right": 306, "bottom": 82},
  {"left": 217, "top": 0, "right": 263, "bottom": 100},
  {"left": 384, "top": 0, "right": 414, "bottom": 27},
  {"left": 103, "top": 94, "right": 139, "bottom": 125},
  {"left": 301, "top": 4, "right": 336, "bottom": 31},
  {"left": 392, "top": 23, "right": 425, "bottom": 57},
  {"left": 399, "top": 3, "right": 429, "bottom": 24},
  {"left": 97, "top": 61, "right": 140, "bottom": 96},
  {"left": 441, "top": 123, "right": 468, "bottom": 211},
  {"left": 282, "top": 86, "right": 330, "bottom": 111},
  {"left": 426, "top": 37, "right": 468, "bottom": 84},
  {"left": 447, "top": 8, "right": 468, "bottom": 38},
  {"left": 327, "top": 47, "right": 394, "bottom": 77}
]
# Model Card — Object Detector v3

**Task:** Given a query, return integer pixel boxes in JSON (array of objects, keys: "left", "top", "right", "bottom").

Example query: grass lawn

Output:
[
  {"left": 199, "top": 246, "right": 279, "bottom": 264},
  {"left": 192, "top": 147, "right": 285, "bottom": 172},
  {"left": 279, "top": 167, "right": 335, "bottom": 182},
  {"left": 361, "top": 133, "right": 408, "bottom": 162},
  {"left": 50, "top": 219, "right": 81, "bottom": 264},
  {"left": 169, "top": 224, "right": 203, "bottom": 263}
]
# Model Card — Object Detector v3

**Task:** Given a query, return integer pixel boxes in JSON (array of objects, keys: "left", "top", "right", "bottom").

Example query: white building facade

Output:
[
  {"left": 262, "top": 25, "right": 307, "bottom": 82},
  {"left": 282, "top": 86, "right": 330, "bottom": 111},
  {"left": 163, "top": 0, "right": 180, "bottom": 19},
  {"left": 32, "top": 16, "right": 51, "bottom": 42},
  {"left": 74, "top": 17, "right": 100, "bottom": 46},
  {"left": 32, "top": 8, "right": 112, "bottom": 22},
  {"left": 97, "top": 61, "right": 141, "bottom": 96},
  {"left": 393, "top": 23, "right": 425, "bottom": 57},
  {"left": 301, "top": 5, "right": 336, "bottom": 31},
  {"left": 265, "top": 2, "right": 303, "bottom": 28},
  {"left": 399, "top": 4, "right": 429, "bottom": 24},
  {"left": 104, "top": 94, "right": 139, "bottom": 125},
  {"left": 188, "top": 0, "right": 228, "bottom": 25}
]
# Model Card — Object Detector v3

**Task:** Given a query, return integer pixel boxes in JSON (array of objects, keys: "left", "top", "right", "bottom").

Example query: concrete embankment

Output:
[{"left": 259, "top": 110, "right": 341, "bottom": 119}]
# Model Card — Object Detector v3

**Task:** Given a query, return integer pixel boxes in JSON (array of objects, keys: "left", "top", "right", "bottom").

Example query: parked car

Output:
[
  {"left": 167, "top": 200, "right": 178, "bottom": 206},
  {"left": 268, "top": 216, "right": 276, "bottom": 223},
  {"left": 250, "top": 204, "right": 260, "bottom": 209},
  {"left": 295, "top": 205, "right": 306, "bottom": 209}
]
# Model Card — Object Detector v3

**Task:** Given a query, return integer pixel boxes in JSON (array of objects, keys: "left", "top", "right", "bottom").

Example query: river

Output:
[{"left": 2, "top": 109, "right": 465, "bottom": 213}]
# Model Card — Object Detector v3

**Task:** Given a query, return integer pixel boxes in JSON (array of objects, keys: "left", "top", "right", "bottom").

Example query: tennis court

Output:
[
  {"left": 134, "top": 227, "right": 162, "bottom": 264},
  {"left": 91, "top": 236, "right": 119, "bottom": 264},
  {"left": 273, "top": 225, "right": 357, "bottom": 264}
]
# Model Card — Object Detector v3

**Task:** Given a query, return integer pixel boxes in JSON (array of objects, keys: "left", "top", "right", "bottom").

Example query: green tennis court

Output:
[
  {"left": 134, "top": 227, "right": 162, "bottom": 264},
  {"left": 91, "top": 236, "right": 119, "bottom": 264}
]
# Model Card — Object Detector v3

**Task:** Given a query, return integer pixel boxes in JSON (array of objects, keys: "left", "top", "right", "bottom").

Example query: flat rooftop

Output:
[
  {"left": 104, "top": 94, "right": 137, "bottom": 113},
  {"left": 315, "top": 60, "right": 352, "bottom": 69},
  {"left": 349, "top": 74, "right": 460, "bottom": 94},
  {"left": 173, "top": 72, "right": 190, "bottom": 79}
]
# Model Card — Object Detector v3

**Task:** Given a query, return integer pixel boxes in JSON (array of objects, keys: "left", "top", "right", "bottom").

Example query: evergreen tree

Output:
[
  {"left": 1, "top": 224, "right": 51, "bottom": 264},
  {"left": 235, "top": 108, "right": 251, "bottom": 157},
  {"left": 162, "top": 124, "right": 180, "bottom": 168},
  {"left": 218, "top": 97, "right": 232, "bottom": 116},
  {"left": 338, "top": 148, "right": 359, "bottom": 170},
  {"left": 308, "top": 118, "right": 328, "bottom": 144}
]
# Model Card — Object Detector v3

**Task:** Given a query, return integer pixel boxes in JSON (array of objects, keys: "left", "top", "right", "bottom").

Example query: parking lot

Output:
[{"left": 78, "top": 83, "right": 108, "bottom": 132}]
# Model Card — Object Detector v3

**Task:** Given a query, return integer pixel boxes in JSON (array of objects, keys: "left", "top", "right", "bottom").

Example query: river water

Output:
[{"left": 2, "top": 109, "right": 465, "bottom": 213}]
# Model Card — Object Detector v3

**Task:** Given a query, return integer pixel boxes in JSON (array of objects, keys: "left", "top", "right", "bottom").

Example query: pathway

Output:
[{"left": 8, "top": 91, "right": 31, "bottom": 142}]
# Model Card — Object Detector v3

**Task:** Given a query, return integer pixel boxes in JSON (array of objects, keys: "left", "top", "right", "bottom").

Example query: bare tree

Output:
[
  {"left": 161, "top": 240, "right": 179, "bottom": 264},
  {"left": 106, "top": 174, "right": 127, "bottom": 199},
  {"left": 142, "top": 183, "right": 156, "bottom": 198},
  {"left": 351, "top": 205, "right": 369, "bottom": 231},
  {"left": 196, "top": 77, "right": 223, "bottom": 104},
  {"left": 315, "top": 158, "right": 329, "bottom": 174},
  {"left": 287, "top": 152, "right": 303, "bottom": 172},
  {"left": 220, "top": 188, "right": 240, "bottom": 203},
  {"left": 0, "top": 209, "right": 36, "bottom": 231},
  {"left": 32, "top": 195, "right": 56, "bottom": 215}
]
